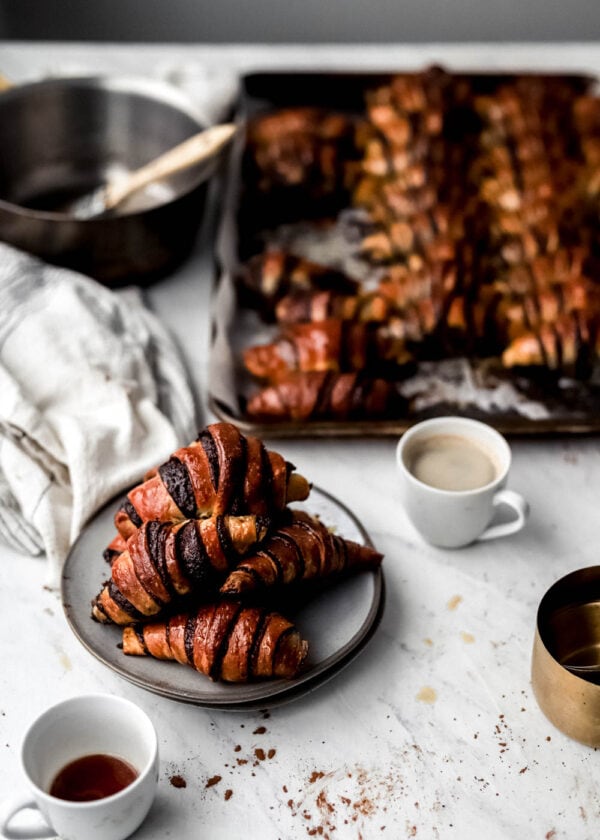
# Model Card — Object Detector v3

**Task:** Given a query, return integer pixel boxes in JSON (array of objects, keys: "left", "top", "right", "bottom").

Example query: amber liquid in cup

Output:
[{"left": 49, "top": 754, "right": 138, "bottom": 801}]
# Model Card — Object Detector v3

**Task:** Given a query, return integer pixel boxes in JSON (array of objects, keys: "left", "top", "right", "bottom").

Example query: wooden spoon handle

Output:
[{"left": 103, "top": 122, "right": 237, "bottom": 210}]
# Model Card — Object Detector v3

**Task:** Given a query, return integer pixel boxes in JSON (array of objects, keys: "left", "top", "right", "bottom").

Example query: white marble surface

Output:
[{"left": 1, "top": 41, "right": 600, "bottom": 840}]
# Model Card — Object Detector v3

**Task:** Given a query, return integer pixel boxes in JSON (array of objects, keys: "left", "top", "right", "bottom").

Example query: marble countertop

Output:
[{"left": 1, "top": 41, "right": 600, "bottom": 840}]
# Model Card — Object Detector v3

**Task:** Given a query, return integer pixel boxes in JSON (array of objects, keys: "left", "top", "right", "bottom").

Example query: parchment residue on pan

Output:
[{"left": 398, "top": 358, "right": 550, "bottom": 421}]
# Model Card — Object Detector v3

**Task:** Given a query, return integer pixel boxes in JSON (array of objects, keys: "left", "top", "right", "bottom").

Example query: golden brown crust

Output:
[
  {"left": 163, "top": 522, "right": 191, "bottom": 596},
  {"left": 175, "top": 443, "right": 214, "bottom": 515},
  {"left": 236, "top": 73, "right": 600, "bottom": 397},
  {"left": 273, "top": 630, "right": 309, "bottom": 678},
  {"left": 501, "top": 312, "right": 593, "bottom": 371},
  {"left": 111, "top": 547, "right": 160, "bottom": 617},
  {"left": 102, "top": 532, "right": 128, "bottom": 564},
  {"left": 167, "top": 614, "right": 190, "bottom": 665},
  {"left": 123, "top": 602, "right": 309, "bottom": 682},
  {"left": 196, "top": 601, "right": 240, "bottom": 677},
  {"left": 238, "top": 251, "right": 360, "bottom": 317},
  {"left": 274, "top": 289, "right": 396, "bottom": 325},
  {"left": 115, "top": 423, "right": 310, "bottom": 537},
  {"left": 219, "top": 606, "right": 262, "bottom": 683},
  {"left": 127, "top": 475, "right": 182, "bottom": 530},
  {"left": 246, "top": 371, "right": 398, "bottom": 422},
  {"left": 211, "top": 423, "right": 245, "bottom": 514},
  {"left": 92, "top": 588, "right": 135, "bottom": 625},
  {"left": 220, "top": 510, "right": 383, "bottom": 597},
  {"left": 92, "top": 514, "right": 270, "bottom": 626},
  {"left": 243, "top": 319, "right": 411, "bottom": 383}
]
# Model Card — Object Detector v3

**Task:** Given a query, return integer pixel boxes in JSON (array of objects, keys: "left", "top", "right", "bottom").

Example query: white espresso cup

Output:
[
  {"left": 0, "top": 694, "right": 159, "bottom": 840},
  {"left": 396, "top": 416, "right": 529, "bottom": 548}
]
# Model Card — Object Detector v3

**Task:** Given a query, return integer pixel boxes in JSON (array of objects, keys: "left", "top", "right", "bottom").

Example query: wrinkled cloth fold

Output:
[{"left": 0, "top": 243, "right": 197, "bottom": 585}]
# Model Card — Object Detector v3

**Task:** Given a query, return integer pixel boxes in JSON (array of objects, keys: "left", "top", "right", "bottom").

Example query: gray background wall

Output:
[{"left": 0, "top": 0, "right": 598, "bottom": 43}]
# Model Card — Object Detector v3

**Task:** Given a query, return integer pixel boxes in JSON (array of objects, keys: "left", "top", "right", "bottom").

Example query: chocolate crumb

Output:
[
  {"left": 224, "top": 789, "right": 233, "bottom": 801},
  {"left": 253, "top": 726, "right": 267, "bottom": 735},
  {"left": 170, "top": 775, "right": 187, "bottom": 789},
  {"left": 206, "top": 774, "right": 222, "bottom": 788},
  {"left": 353, "top": 796, "right": 375, "bottom": 816},
  {"left": 316, "top": 790, "right": 334, "bottom": 814}
]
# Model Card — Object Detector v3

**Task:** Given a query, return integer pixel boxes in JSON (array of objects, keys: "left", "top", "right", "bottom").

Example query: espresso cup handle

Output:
[
  {"left": 0, "top": 797, "right": 55, "bottom": 839},
  {"left": 477, "top": 489, "right": 529, "bottom": 542}
]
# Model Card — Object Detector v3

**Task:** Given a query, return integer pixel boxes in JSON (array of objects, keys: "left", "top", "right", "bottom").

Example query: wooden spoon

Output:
[{"left": 71, "top": 121, "right": 237, "bottom": 218}]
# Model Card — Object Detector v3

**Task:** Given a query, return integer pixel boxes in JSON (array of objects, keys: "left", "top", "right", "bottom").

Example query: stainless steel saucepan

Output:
[{"left": 0, "top": 75, "right": 222, "bottom": 286}]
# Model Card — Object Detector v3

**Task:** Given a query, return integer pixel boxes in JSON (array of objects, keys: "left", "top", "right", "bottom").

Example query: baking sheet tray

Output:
[{"left": 208, "top": 70, "right": 600, "bottom": 437}]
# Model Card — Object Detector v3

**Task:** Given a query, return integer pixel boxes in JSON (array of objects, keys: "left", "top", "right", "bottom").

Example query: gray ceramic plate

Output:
[{"left": 61, "top": 486, "right": 384, "bottom": 709}]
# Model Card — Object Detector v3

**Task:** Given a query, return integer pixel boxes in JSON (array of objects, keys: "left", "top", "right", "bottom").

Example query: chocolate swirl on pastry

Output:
[
  {"left": 92, "top": 514, "right": 271, "bottom": 625},
  {"left": 114, "top": 422, "right": 310, "bottom": 539},
  {"left": 122, "top": 601, "right": 309, "bottom": 682},
  {"left": 220, "top": 510, "right": 382, "bottom": 597}
]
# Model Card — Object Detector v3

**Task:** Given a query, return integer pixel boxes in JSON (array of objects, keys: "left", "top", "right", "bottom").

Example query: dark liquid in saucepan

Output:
[
  {"left": 12, "top": 183, "right": 100, "bottom": 213},
  {"left": 49, "top": 753, "right": 138, "bottom": 801},
  {"left": 19, "top": 182, "right": 174, "bottom": 214}
]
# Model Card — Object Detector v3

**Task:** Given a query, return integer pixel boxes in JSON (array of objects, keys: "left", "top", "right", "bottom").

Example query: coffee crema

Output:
[
  {"left": 406, "top": 433, "right": 498, "bottom": 491},
  {"left": 49, "top": 753, "right": 138, "bottom": 802}
]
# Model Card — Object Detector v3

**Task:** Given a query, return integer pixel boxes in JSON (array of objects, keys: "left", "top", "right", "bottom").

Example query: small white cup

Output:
[
  {"left": 0, "top": 694, "right": 159, "bottom": 840},
  {"left": 396, "top": 416, "right": 529, "bottom": 548}
]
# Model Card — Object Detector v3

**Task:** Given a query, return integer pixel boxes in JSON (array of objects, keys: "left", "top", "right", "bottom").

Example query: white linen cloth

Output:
[{"left": 0, "top": 243, "right": 197, "bottom": 585}]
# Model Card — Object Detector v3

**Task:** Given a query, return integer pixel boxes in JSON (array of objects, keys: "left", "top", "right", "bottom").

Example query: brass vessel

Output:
[{"left": 532, "top": 566, "right": 600, "bottom": 746}]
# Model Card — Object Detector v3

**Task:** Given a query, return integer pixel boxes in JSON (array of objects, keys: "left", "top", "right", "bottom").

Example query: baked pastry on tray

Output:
[{"left": 232, "top": 69, "right": 600, "bottom": 426}]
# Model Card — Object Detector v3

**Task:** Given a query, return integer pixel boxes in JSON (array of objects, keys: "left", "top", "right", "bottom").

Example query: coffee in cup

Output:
[
  {"left": 396, "top": 416, "right": 528, "bottom": 548},
  {"left": 405, "top": 432, "right": 500, "bottom": 492}
]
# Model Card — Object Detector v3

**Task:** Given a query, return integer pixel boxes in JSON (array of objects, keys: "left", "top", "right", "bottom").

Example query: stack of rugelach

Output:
[{"left": 92, "top": 422, "right": 383, "bottom": 683}]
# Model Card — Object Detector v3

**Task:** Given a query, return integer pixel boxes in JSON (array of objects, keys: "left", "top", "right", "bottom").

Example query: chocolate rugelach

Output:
[
  {"left": 122, "top": 601, "right": 309, "bottom": 682},
  {"left": 93, "top": 514, "right": 271, "bottom": 626},
  {"left": 114, "top": 422, "right": 310, "bottom": 540}
]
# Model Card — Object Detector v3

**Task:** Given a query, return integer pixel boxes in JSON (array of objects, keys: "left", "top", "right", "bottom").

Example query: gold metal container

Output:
[{"left": 532, "top": 566, "right": 600, "bottom": 746}]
